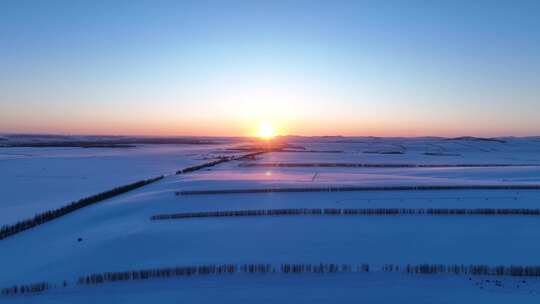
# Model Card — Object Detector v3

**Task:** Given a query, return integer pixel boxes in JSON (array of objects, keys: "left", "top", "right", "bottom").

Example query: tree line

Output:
[
  {"left": 400, "top": 264, "right": 540, "bottom": 276},
  {"left": 0, "top": 176, "right": 164, "bottom": 240},
  {"left": 241, "top": 162, "right": 540, "bottom": 168},
  {"left": 150, "top": 207, "right": 540, "bottom": 221},
  {"left": 177, "top": 151, "right": 266, "bottom": 174},
  {"left": 73, "top": 263, "right": 540, "bottom": 285},
  {"left": 177, "top": 158, "right": 231, "bottom": 174},
  {"left": 177, "top": 184, "right": 540, "bottom": 196},
  {"left": 1, "top": 282, "right": 49, "bottom": 296},
  {"left": 76, "top": 263, "right": 369, "bottom": 286},
  {"left": 4, "top": 262, "right": 540, "bottom": 296}
]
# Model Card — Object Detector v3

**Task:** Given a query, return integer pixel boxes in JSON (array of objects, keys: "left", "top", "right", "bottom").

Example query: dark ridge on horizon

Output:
[{"left": 1, "top": 133, "right": 540, "bottom": 148}]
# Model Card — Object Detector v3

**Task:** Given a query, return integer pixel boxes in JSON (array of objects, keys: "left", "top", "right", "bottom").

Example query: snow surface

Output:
[
  {"left": 1, "top": 137, "right": 540, "bottom": 303},
  {"left": 0, "top": 144, "right": 240, "bottom": 225},
  {"left": 5, "top": 273, "right": 540, "bottom": 304},
  {"left": 260, "top": 137, "right": 540, "bottom": 165}
]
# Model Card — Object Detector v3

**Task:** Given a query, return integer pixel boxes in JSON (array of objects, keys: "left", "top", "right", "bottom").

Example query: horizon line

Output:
[{"left": 2, "top": 132, "right": 539, "bottom": 140}]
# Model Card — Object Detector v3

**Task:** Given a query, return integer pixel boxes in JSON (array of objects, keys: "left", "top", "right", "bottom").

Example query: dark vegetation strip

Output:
[
  {"left": 0, "top": 176, "right": 164, "bottom": 241},
  {"left": 1, "top": 282, "right": 50, "bottom": 295},
  {"left": 4, "top": 262, "right": 540, "bottom": 295},
  {"left": 150, "top": 208, "right": 540, "bottom": 220},
  {"left": 177, "top": 184, "right": 540, "bottom": 196},
  {"left": 6, "top": 143, "right": 136, "bottom": 148},
  {"left": 2, "top": 138, "right": 220, "bottom": 148},
  {"left": 177, "top": 151, "right": 266, "bottom": 174},
  {"left": 228, "top": 148, "right": 343, "bottom": 153},
  {"left": 447, "top": 136, "right": 506, "bottom": 143},
  {"left": 69, "top": 263, "right": 540, "bottom": 281},
  {"left": 240, "top": 162, "right": 540, "bottom": 168}
]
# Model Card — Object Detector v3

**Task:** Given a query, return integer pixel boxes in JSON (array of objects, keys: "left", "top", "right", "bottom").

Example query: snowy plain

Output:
[
  {"left": 1, "top": 136, "right": 540, "bottom": 303},
  {"left": 0, "top": 143, "right": 239, "bottom": 225},
  {"left": 5, "top": 273, "right": 540, "bottom": 304}
]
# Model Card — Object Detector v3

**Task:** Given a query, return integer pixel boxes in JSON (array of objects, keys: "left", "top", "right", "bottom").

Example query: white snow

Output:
[
  {"left": 1, "top": 136, "right": 540, "bottom": 303},
  {"left": 0, "top": 144, "right": 239, "bottom": 225},
  {"left": 4, "top": 273, "right": 540, "bottom": 304}
]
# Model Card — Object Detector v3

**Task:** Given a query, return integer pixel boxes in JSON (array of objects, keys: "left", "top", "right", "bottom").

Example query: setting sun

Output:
[{"left": 257, "top": 122, "right": 275, "bottom": 139}]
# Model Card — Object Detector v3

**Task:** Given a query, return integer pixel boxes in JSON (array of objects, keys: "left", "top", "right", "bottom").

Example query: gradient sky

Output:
[{"left": 1, "top": 0, "right": 539, "bottom": 137}]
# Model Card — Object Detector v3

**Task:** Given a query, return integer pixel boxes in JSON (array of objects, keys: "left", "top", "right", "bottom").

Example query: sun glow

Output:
[{"left": 257, "top": 122, "right": 275, "bottom": 139}]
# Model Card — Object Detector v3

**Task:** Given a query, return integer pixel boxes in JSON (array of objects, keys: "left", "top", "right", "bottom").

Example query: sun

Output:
[{"left": 257, "top": 122, "right": 275, "bottom": 139}]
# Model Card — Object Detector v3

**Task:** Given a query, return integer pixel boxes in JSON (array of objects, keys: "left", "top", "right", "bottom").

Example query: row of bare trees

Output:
[
  {"left": 75, "top": 263, "right": 369, "bottom": 285},
  {"left": 177, "top": 151, "right": 266, "bottom": 174},
  {"left": 400, "top": 264, "right": 540, "bottom": 276},
  {"left": 177, "top": 158, "right": 232, "bottom": 174},
  {"left": 1, "top": 282, "right": 49, "bottom": 295},
  {"left": 4, "top": 263, "right": 540, "bottom": 296},
  {"left": 73, "top": 263, "right": 540, "bottom": 285},
  {"left": 0, "top": 176, "right": 164, "bottom": 240},
  {"left": 178, "top": 184, "right": 540, "bottom": 195},
  {"left": 151, "top": 208, "right": 540, "bottom": 221},
  {"left": 241, "top": 162, "right": 540, "bottom": 168}
]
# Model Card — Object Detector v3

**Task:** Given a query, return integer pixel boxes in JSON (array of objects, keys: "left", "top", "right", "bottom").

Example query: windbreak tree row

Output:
[
  {"left": 178, "top": 184, "right": 540, "bottom": 195},
  {"left": 1, "top": 282, "right": 49, "bottom": 296},
  {"left": 0, "top": 176, "right": 164, "bottom": 240},
  {"left": 4, "top": 263, "right": 540, "bottom": 296},
  {"left": 177, "top": 151, "right": 266, "bottom": 174},
  {"left": 240, "top": 163, "right": 540, "bottom": 168},
  {"left": 151, "top": 208, "right": 540, "bottom": 220}
]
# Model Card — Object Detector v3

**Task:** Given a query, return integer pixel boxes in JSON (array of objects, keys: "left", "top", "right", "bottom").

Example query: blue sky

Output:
[{"left": 1, "top": 0, "right": 539, "bottom": 136}]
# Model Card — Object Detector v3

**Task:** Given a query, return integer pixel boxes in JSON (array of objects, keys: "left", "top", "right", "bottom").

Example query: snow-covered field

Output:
[
  {"left": 6, "top": 273, "right": 540, "bottom": 304},
  {"left": 0, "top": 144, "right": 240, "bottom": 225},
  {"left": 1, "top": 136, "right": 540, "bottom": 303}
]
